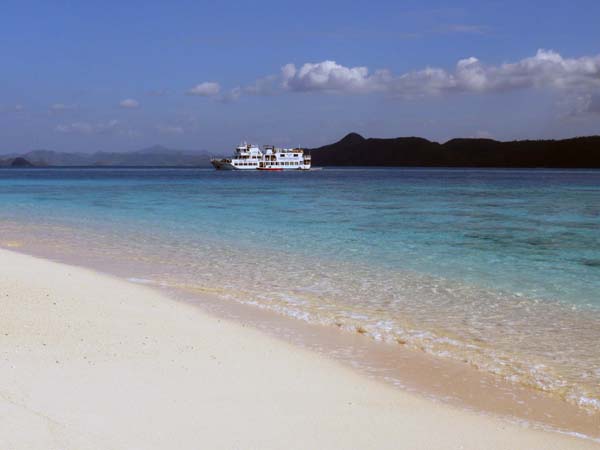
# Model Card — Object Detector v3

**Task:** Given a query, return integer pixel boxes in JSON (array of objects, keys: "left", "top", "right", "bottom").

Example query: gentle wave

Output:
[{"left": 171, "top": 265, "right": 600, "bottom": 414}]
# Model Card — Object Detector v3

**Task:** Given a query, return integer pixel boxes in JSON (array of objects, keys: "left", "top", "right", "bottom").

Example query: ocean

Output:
[{"left": 1, "top": 167, "right": 599, "bottom": 416}]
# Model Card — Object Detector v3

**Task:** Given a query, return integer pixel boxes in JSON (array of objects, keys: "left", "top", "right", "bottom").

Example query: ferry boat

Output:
[{"left": 211, "top": 143, "right": 311, "bottom": 170}]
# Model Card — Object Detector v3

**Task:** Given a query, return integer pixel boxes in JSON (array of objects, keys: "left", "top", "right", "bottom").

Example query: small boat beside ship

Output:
[{"left": 211, "top": 143, "right": 312, "bottom": 170}]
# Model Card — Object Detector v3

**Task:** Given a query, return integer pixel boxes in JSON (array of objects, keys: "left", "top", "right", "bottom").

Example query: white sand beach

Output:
[{"left": 1, "top": 248, "right": 597, "bottom": 450}]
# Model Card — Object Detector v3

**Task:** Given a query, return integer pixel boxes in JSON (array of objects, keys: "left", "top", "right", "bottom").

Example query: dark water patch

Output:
[{"left": 580, "top": 258, "right": 600, "bottom": 268}]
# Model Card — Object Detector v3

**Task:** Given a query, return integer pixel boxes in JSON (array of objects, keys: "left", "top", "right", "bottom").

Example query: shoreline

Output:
[
  {"left": 2, "top": 231, "right": 600, "bottom": 440},
  {"left": 1, "top": 248, "right": 599, "bottom": 448}
]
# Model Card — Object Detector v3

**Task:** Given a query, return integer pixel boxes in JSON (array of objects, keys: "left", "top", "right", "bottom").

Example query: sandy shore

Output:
[{"left": 0, "top": 248, "right": 597, "bottom": 450}]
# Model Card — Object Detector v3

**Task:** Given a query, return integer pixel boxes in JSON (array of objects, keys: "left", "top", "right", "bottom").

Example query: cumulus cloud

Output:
[
  {"left": 278, "top": 50, "right": 600, "bottom": 97},
  {"left": 443, "top": 50, "right": 596, "bottom": 94},
  {"left": 187, "top": 81, "right": 220, "bottom": 97},
  {"left": 55, "top": 120, "right": 120, "bottom": 135},
  {"left": 218, "top": 86, "right": 242, "bottom": 103},
  {"left": 217, "top": 49, "right": 600, "bottom": 102},
  {"left": 119, "top": 98, "right": 140, "bottom": 109},
  {"left": 242, "top": 75, "right": 280, "bottom": 96},
  {"left": 281, "top": 61, "right": 390, "bottom": 93}
]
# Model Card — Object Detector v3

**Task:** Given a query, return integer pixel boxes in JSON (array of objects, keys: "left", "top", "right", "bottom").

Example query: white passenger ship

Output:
[{"left": 211, "top": 143, "right": 311, "bottom": 171}]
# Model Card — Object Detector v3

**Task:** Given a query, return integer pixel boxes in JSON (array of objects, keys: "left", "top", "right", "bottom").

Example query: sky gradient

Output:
[{"left": 2, "top": 0, "right": 600, "bottom": 153}]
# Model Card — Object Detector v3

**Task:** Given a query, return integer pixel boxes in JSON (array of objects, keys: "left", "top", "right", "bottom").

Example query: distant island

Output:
[
  {"left": 309, "top": 133, "right": 600, "bottom": 168},
  {"left": 0, "top": 156, "right": 35, "bottom": 167},
  {"left": 0, "top": 145, "right": 212, "bottom": 167},
  {"left": 2, "top": 135, "right": 600, "bottom": 168}
]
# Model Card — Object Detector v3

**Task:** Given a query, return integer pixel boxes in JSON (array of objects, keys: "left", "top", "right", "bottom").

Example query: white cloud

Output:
[
  {"left": 55, "top": 120, "right": 120, "bottom": 135},
  {"left": 187, "top": 81, "right": 220, "bottom": 96},
  {"left": 281, "top": 61, "right": 390, "bottom": 93},
  {"left": 386, "top": 49, "right": 600, "bottom": 96},
  {"left": 119, "top": 98, "right": 140, "bottom": 109},
  {"left": 281, "top": 50, "right": 600, "bottom": 97},
  {"left": 242, "top": 75, "right": 280, "bottom": 96},
  {"left": 219, "top": 87, "right": 242, "bottom": 103},
  {"left": 189, "top": 50, "right": 600, "bottom": 105}
]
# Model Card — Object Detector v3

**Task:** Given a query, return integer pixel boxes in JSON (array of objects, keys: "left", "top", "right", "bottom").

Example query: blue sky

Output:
[{"left": 2, "top": 0, "right": 600, "bottom": 153}]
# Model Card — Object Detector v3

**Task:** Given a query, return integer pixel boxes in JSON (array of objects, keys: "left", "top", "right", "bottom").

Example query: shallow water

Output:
[{"left": 1, "top": 167, "right": 599, "bottom": 413}]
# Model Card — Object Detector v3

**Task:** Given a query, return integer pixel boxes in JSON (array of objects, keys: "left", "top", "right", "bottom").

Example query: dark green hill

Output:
[{"left": 310, "top": 134, "right": 600, "bottom": 168}]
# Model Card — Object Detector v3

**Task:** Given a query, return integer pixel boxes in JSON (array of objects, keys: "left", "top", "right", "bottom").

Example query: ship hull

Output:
[
  {"left": 211, "top": 159, "right": 255, "bottom": 170},
  {"left": 212, "top": 159, "right": 311, "bottom": 171}
]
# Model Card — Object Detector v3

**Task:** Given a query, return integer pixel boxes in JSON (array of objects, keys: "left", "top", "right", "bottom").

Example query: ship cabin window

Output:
[{"left": 293, "top": 154, "right": 299, "bottom": 157}]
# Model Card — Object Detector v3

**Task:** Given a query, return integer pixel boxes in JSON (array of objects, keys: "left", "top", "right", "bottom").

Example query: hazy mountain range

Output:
[
  {"left": 3, "top": 135, "right": 600, "bottom": 168},
  {"left": 0, "top": 145, "right": 212, "bottom": 167}
]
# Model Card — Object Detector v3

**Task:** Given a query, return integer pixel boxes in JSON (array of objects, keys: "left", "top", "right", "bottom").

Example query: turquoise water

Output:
[{"left": 1, "top": 168, "right": 599, "bottom": 410}]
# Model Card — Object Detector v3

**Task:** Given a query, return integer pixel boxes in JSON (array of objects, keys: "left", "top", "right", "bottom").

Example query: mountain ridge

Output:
[
  {"left": 3, "top": 135, "right": 600, "bottom": 168},
  {"left": 0, "top": 146, "right": 212, "bottom": 167},
  {"left": 309, "top": 133, "right": 600, "bottom": 168}
]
